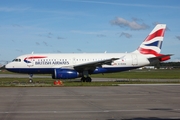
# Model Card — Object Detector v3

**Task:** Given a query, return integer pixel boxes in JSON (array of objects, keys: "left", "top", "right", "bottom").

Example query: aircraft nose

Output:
[
  {"left": 5, "top": 63, "right": 15, "bottom": 72},
  {"left": 5, "top": 63, "right": 12, "bottom": 69},
  {"left": 5, "top": 63, "right": 10, "bottom": 69}
]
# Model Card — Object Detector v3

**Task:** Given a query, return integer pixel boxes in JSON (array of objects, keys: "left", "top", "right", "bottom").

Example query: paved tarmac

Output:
[{"left": 0, "top": 85, "right": 180, "bottom": 120}]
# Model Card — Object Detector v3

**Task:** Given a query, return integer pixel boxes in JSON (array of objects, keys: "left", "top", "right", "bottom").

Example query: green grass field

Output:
[
  {"left": 0, "top": 69, "right": 180, "bottom": 86},
  {"left": 1, "top": 69, "right": 180, "bottom": 79},
  {"left": 91, "top": 69, "right": 180, "bottom": 79}
]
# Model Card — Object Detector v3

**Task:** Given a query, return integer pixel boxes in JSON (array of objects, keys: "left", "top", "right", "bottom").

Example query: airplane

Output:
[{"left": 5, "top": 24, "right": 172, "bottom": 82}]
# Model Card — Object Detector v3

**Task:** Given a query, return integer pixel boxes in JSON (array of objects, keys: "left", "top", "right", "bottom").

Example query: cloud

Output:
[
  {"left": 0, "top": 7, "right": 30, "bottom": 12},
  {"left": 12, "top": 24, "right": 22, "bottom": 28},
  {"left": 111, "top": 17, "right": 149, "bottom": 30},
  {"left": 120, "top": 32, "right": 132, "bottom": 38},
  {"left": 11, "top": 40, "right": 15, "bottom": 42},
  {"left": 132, "top": 17, "right": 143, "bottom": 22},
  {"left": 43, "top": 41, "right": 48, "bottom": 46},
  {"left": 71, "top": 30, "right": 109, "bottom": 39},
  {"left": 16, "top": 49, "right": 23, "bottom": 53},
  {"left": 57, "top": 36, "right": 65, "bottom": 40},
  {"left": 38, "top": 34, "right": 42, "bottom": 37},
  {"left": 96, "top": 34, "right": 106, "bottom": 37},
  {"left": 42, "top": 41, "right": 52, "bottom": 47},
  {"left": 35, "top": 42, "right": 40, "bottom": 45},
  {"left": 176, "top": 36, "right": 180, "bottom": 40},
  {"left": 66, "top": 0, "right": 180, "bottom": 9},
  {"left": 71, "top": 30, "right": 97, "bottom": 35},
  {"left": 48, "top": 32, "right": 53, "bottom": 35},
  {"left": 47, "top": 36, "right": 51, "bottom": 38},
  {"left": 56, "top": 50, "right": 61, "bottom": 53},
  {"left": 77, "top": 49, "right": 82, "bottom": 52}
]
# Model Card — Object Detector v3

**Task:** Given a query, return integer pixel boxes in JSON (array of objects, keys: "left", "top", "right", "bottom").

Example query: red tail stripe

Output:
[
  {"left": 138, "top": 48, "right": 162, "bottom": 57},
  {"left": 144, "top": 29, "right": 165, "bottom": 42},
  {"left": 138, "top": 48, "right": 171, "bottom": 61}
]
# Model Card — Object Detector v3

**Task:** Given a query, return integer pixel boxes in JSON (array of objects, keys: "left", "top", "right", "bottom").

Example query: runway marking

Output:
[{"left": 0, "top": 109, "right": 180, "bottom": 114}]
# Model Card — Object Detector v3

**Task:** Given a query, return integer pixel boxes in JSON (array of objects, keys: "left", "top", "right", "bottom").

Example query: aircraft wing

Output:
[{"left": 73, "top": 58, "right": 119, "bottom": 72}]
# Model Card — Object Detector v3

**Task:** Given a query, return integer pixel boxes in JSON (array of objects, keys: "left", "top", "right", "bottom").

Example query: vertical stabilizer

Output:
[{"left": 135, "top": 24, "right": 166, "bottom": 57}]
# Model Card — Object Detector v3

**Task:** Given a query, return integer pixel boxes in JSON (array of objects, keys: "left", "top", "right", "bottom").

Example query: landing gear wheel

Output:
[
  {"left": 81, "top": 77, "right": 86, "bottom": 82},
  {"left": 29, "top": 79, "right": 33, "bottom": 83},
  {"left": 86, "top": 77, "right": 92, "bottom": 82},
  {"left": 81, "top": 77, "right": 92, "bottom": 82}
]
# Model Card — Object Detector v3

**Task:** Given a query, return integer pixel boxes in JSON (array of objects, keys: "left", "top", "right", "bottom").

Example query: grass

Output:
[
  {"left": 91, "top": 69, "right": 180, "bottom": 79},
  {"left": 1, "top": 69, "right": 180, "bottom": 79},
  {"left": 0, "top": 79, "right": 180, "bottom": 87},
  {"left": 0, "top": 69, "right": 180, "bottom": 87}
]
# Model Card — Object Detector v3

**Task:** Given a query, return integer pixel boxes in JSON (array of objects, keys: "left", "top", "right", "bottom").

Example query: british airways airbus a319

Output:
[{"left": 5, "top": 24, "right": 172, "bottom": 82}]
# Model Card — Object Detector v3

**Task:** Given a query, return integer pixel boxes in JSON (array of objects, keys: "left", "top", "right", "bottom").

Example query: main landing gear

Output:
[
  {"left": 81, "top": 71, "right": 92, "bottom": 82},
  {"left": 81, "top": 76, "right": 92, "bottom": 82}
]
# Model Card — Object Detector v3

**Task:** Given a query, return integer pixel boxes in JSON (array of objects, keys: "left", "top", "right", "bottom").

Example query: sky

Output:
[{"left": 0, "top": 0, "right": 180, "bottom": 64}]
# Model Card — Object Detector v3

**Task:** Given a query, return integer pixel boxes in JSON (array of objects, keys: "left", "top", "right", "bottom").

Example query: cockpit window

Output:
[{"left": 12, "top": 59, "right": 21, "bottom": 62}]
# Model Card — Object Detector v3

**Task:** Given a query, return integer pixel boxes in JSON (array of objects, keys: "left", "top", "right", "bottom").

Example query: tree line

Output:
[{"left": 160, "top": 62, "right": 180, "bottom": 67}]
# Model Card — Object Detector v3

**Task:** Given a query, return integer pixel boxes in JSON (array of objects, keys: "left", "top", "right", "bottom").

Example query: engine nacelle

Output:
[{"left": 52, "top": 69, "right": 79, "bottom": 79}]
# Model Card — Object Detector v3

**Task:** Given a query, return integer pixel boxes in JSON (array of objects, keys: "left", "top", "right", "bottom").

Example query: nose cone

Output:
[
  {"left": 5, "top": 63, "right": 9, "bottom": 69},
  {"left": 5, "top": 63, "right": 13, "bottom": 71}
]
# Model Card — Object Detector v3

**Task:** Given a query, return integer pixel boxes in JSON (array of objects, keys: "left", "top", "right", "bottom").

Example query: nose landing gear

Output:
[{"left": 28, "top": 74, "right": 33, "bottom": 83}]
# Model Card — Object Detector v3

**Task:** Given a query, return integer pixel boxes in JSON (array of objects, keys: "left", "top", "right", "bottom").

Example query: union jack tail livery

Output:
[{"left": 134, "top": 24, "right": 171, "bottom": 61}]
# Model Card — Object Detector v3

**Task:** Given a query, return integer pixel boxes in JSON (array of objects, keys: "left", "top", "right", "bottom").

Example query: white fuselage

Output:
[{"left": 5, "top": 53, "right": 150, "bottom": 74}]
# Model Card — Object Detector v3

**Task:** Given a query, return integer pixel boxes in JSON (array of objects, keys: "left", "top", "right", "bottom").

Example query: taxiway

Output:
[{"left": 0, "top": 85, "right": 180, "bottom": 120}]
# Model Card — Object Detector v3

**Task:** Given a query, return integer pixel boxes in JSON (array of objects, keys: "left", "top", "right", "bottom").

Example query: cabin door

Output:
[{"left": 131, "top": 54, "right": 138, "bottom": 66}]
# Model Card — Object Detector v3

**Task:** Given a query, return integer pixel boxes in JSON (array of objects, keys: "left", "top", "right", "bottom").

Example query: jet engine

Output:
[{"left": 52, "top": 69, "right": 79, "bottom": 79}]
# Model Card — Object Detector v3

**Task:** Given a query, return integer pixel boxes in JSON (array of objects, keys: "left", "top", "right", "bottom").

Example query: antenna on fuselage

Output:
[{"left": 31, "top": 51, "right": 34, "bottom": 54}]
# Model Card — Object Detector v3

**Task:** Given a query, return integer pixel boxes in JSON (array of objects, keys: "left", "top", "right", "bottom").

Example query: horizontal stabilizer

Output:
[{"left": 148, "top": 54, "right": 173, "bottom": 65}]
